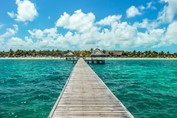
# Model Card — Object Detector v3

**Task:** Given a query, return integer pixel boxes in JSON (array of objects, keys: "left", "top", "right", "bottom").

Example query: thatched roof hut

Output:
[
  {"left": 79, "top": 54, "right": 83, "bottom": 57},
  {"left": 64, "top": 52, "right": 74, "bottom": 57},
  {"left": 113, "top": 50, "right": 123, "bottom": 56},
  {"left": 105, "top": 51, "right": 110, "bottom": 57},
  {"left": 106, "top": 50, "right": 123, "bottom": 57},
  {"left": 90, "top": 48, "right": 106, "bottom": 57}
]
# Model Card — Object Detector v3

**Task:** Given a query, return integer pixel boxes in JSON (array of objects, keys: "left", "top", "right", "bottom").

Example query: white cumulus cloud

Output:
[
  {"left": 133, "top": 19, "right": 159, "bottom": 31},
  {"left": 56, "top": 9, "right": 96, "bottom": 33},
  {"left": 0, "top": 25, "right": 19, "bottom": 50},
  {"left": 96, "top": 15, "right": 122, "bottom": 25},
  {"left": 28, "top": 28, "right": 59, "bottom": 40},
  {"left": 126, "top": 6, "right": 141, "bottom": 18},
  {"left": 165, "top": 21, "right": 177, "bottom": 44},
  {"left": 158, "top": 0, "right": 177, "bottom": 23},
  {"left": 0, "top": 24, "right": 18, "bottom": 39},
  {"left": 1, "top": 9, "right": 177, "bottom": 51},
  {"left": 8, "top": 0, "right": 38, "bottom": 22}
]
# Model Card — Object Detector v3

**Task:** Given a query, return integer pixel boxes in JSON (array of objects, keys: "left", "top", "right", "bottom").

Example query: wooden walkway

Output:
[{"left": 48, "top": 58, "right": 134, "bottom": 118}]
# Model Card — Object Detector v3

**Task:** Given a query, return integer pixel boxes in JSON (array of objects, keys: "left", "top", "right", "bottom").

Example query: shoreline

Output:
[
  {"left": 105, "top": 57, "right": 177, "bottom": 60},
  {"left": 0, "top": 57, "right": 177, "bottom": 60},
  {"left": 0, "top": 57, "right": 65, "bottom": 60}
]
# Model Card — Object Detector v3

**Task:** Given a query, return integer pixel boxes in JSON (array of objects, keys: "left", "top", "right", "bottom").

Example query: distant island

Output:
[{"left": 0, "top": 49, "right": 177, "bottom": 58}]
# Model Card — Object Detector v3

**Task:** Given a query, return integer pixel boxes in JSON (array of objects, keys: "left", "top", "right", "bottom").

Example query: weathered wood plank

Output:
[{"left": 48, "top": 58, "right": 134, "bottom": 118}]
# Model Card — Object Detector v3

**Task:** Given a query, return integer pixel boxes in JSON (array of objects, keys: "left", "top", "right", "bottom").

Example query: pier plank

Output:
[{"left": 49, "top": 58, "right": 134, "bottom": 118}]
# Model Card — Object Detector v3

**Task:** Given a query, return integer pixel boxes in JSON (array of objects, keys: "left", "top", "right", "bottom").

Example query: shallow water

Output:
[
  {"left": 0, "top": 59, "right": 177, "bottom": 118},
  {"left": 90, "top": 60, "right": 177, "bottom": 118},
  {"left": 0, "top": 59, "right": 74, "bottom": 118}
]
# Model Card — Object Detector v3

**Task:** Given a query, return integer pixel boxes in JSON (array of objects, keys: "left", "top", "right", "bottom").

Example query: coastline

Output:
[
  {"left": 105, "top": 57, "right": 177, "bottom": 60},
  {"left": 0, "top": 57, "right": 177, "bottom": 60},
  {"left": 0, "top": 57, "right": 65, "bottom": 60}
]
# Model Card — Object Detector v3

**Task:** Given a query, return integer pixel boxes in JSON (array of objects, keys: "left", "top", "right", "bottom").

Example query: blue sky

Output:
[{"left": 0, "top": 0, "right": 177, "bottom": 52}]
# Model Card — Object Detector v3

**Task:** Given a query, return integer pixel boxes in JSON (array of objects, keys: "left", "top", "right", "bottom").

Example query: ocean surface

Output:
[
  {"left": 90, "top": 60, "right": 177, "bottom": 118},
  {"left": 0, "top": 59, "right": 177, "bottom": 118},
  {"left": 0, "top": 59, "right": 74, "bottom": 118}
]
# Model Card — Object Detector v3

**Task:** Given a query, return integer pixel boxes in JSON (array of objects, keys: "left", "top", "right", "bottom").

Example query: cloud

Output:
[
  {"left": 1, "top": 10, "right": 177, "bottom": 51},
  {"left": 0, "top": 24, "right": 18, "bottom": 39},
  {"left": 165, "top": 21, "right": 177, "bottom": 44},
  {"left": 147, "top": 2, "right": 153, "bottom": 9},
  {"left": 146, "top": 2, "right": 156, "bottom": 10},
  {"left": 28, "top": 28, "right": 59, "bottom": 40},
  {"left": 96, "top": 15, "right": 122, "bottom": 25},
  {"left": 139, "top": 2, "right": 156, "bottom": 11},
  {"left": 4, "top": 37, "right": 32, "bottom": 50},
  {"left": 136, "top": 29, "right": 165, "bottom": 48},
  {"left": 139, "top": 6, "right": 145, "bottom": 10},
  {"left": 158, "top": 0, "right": 177, "bottom": 23},
  {"left": 153, "top": 21, "right": 177, "bottom": 47},
  {"left": 126, "top": 6, "right": 141, "bottom": 18},
  {"left": 25, "top": 17, "right": 164, "bottom": 50},
  {"left": 56, "top": 9, "right": 96, "bottom": 33},
  {"left": 0, "top": 25, "right": 19, "bottom": 50},
  {"left": 133, "top": 19, "right": 159, "bottom": 31},
  {"left": 7, "top": 11, "right": 16, "bottom": 18},
  {"left": 8, "top": 0, "right": 38, "bottom": 22}
]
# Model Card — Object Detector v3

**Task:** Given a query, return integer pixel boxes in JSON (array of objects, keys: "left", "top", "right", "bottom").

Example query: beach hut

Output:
[
  {"left": 64, "top": 52, "right": 74, "bottom": 60},
  {"left": 90, "top": 48, "right": 106, "bottom": 64},
  {"left": 76, "top": 54, "right": 85, "bottom": 60},
  {"left": 79, "top": 54, "right": 83, "bottom": 57},
  {"left": 105, "top": 51, "right": 110, "bottom": 57},
  {"left": 91, "top": 48, "right": 106, "bottom": 57},
  {"left": 105, "top": 50, "right": 123, "bottom": 57}
]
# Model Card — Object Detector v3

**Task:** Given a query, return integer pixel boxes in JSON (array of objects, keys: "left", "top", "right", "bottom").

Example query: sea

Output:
[{"left": 0, "top": 59, "right": 177, "bottom": 118}]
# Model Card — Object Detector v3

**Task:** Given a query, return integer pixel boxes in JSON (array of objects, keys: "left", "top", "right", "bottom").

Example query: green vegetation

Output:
[
  {"left": 0, "top": 49, "right": 91, "bottom": 57},
  {"left": 0, "top": 49, "right": 177, "bottom": 58},
  {"left": 122, "top": 51, "right": 177, "bottom": 58}
]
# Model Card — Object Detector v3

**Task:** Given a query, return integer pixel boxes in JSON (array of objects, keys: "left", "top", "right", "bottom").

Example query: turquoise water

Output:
[
  {"left": 0, "top": 59, "right": 74, "bottom": 118},
  {"left": 0, "top": 59, "right": 177, "bottom": 118},
  {"left": 90, "top": 60, "right": 177, "bottom": 118}
]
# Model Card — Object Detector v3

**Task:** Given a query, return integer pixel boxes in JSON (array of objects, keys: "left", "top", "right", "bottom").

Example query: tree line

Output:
[
  {"left": 0, "top": 49, "right": 91, "bottom": 57},
  {"left": 122, "top": 51, "right": 177, "bottom": 58},
  {"left": 0, "top": 49, "right": 177, "bottom": 58}
]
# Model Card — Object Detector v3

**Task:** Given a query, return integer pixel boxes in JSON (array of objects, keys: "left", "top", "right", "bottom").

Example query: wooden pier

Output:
[
  {"left": 48, "top": 58, "right": 134, "bottom": 118},
  {"left": 72, "top": 59, "right": 105, "bottom": 64}
]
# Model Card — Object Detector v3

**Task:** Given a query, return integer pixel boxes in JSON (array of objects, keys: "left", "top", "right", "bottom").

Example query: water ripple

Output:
[
  {"left": 0, "top": 59, "right": 74, "bottom": 118},
  {"left": 90, "top": 60, "right": 177, "bottom": 118}
]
